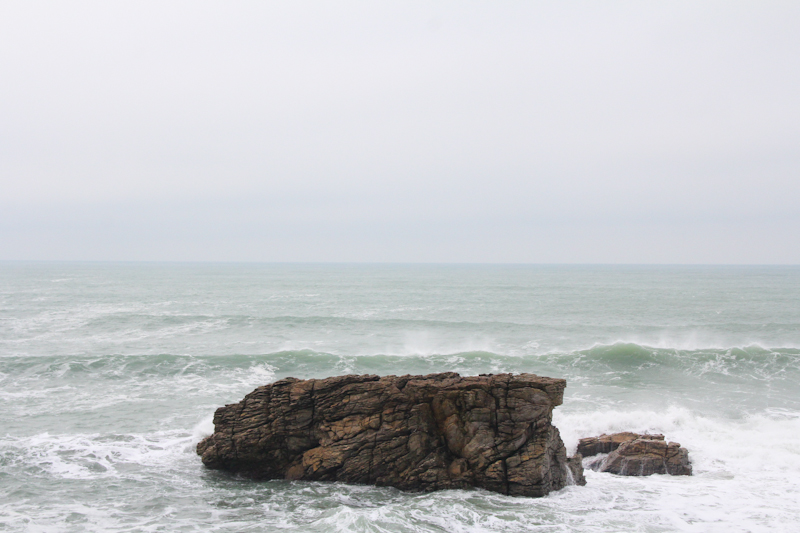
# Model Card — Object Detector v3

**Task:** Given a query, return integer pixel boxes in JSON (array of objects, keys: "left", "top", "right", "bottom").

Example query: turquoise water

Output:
[{"left": 1, "top": 263, "right": 799, "bottom": 532}]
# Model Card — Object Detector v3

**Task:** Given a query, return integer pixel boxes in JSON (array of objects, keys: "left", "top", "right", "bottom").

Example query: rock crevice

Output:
[{"left": 198, "top": 372, "right": 585, "bottom": 497}]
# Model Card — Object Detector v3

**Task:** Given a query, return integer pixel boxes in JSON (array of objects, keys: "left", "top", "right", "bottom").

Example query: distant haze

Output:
[{"left": 2, "top": 1, "right": 799, "bottom": 263}]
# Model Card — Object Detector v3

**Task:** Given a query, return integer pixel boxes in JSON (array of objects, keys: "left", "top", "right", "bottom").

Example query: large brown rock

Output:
[
  {"left": 197, "top": 372, "right": 585, "bottom": 496},
  {"left": 579, "top": 432, "right": 692, "bottom": 476}
]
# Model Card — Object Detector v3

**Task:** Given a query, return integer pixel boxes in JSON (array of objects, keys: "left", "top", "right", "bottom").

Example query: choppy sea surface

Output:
[{"left": 1, "top": 263, "right": 799, "bottom": 532}]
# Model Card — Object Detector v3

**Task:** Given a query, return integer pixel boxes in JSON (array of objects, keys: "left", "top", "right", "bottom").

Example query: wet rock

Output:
[
  {"left": 567, "top": 453, "right": 587, "bottom": 485},
  {"left": 197, "top": 372, "right": 585, "bottom": 497},
  {"left": 579, "top": 432, "right": 692, "bottom": 476},
  {"left": 577, "top": 432, "right": 653, "bottom": 457}
]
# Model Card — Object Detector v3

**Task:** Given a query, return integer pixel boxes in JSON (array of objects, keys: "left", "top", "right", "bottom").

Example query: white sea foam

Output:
[
  {"left": 230, "top": 362, "right": 277, "bottom": 388},
  {"left": 586, "top": 327, "right": 800, "bottom": 353},
  {"left": 191, "top": 415, "right": 215, "bottom": 445},
  {"left": 0, "top": 430, "right": 195, "bottom": 481},
  {"left": 393, "top": 331, "right": 499, "bottom": 357},
  {"left": 273, "top": 331, "right": 501, "bottom": 359},
  {"left": 554, "top": 406, "right": 800, "bottom": 532}
]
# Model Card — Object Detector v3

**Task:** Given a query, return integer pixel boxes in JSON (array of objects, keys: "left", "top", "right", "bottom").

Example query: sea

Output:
[{"left": 1, "top": 262, "right": 799, "bottom": 532}]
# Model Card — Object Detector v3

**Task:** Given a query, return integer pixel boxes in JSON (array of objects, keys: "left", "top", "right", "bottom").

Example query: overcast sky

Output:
[{"left": 1, "top": 1, "right": 799, "bottom": 263}]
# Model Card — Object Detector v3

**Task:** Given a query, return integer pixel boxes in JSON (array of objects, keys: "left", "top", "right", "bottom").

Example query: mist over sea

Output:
[{"left": 1, "top": 263, "right": 799, "bottom": 532}]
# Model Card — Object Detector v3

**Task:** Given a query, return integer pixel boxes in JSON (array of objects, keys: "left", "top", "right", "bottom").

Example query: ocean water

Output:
[{"left": 1, "top": 263, "right": 799, "bottom": 532}]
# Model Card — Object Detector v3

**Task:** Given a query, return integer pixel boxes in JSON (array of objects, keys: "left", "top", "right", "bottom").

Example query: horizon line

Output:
[{"left": 1, "top": 260, "right": 798, "bottom": 267}]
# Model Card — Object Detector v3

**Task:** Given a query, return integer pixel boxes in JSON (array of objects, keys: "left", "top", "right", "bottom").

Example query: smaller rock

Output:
[
  {"left": 577, "top": 432, "right": 663, "bottom": 457},
  {"left": 599, "top": 437, "right": 691, "bottom": 476},
  {"left": 580, "top": 433, "right": 692, "bottom": 476}
]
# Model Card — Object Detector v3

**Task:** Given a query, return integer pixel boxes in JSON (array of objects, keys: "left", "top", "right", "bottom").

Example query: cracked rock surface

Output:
[
  {"left": 197, "top": 372, "right": 585, "bottom": 497},
  {"left": 579, "top": 432, "right": 692, "bottom": 476}
]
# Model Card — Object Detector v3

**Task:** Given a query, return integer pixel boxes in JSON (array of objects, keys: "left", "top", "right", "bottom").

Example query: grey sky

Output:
[{"left": 2, "top": 1, "right": 799, "bottom": 263}]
